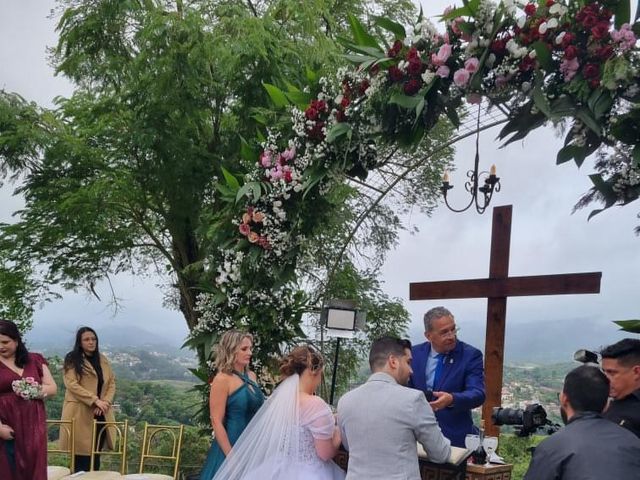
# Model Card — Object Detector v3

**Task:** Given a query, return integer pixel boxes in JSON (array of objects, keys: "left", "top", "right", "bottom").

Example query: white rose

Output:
[
  {"left": 538, "top": 22, "right": 548, "bottom": 35},
  {"left": 547, "top": 18, "right": 558, "bottom": 29},
  {"left": 555, "top": 31, "right": 566, "bottom": 45}
]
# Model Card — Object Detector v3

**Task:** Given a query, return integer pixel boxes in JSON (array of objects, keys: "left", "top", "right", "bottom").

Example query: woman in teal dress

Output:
[{"left": 200, "top": 330, "right": 264, "bottom": 480}]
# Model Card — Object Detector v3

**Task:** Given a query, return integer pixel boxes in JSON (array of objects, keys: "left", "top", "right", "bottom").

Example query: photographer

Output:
[
  {"left": 601, "top": 338, "right": 640, "bottom": 439},
  {"left": 524, "top": 365, "right": 640, "bottom": 480}
]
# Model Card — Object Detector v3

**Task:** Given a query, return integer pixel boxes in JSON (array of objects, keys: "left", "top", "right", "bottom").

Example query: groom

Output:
[{"left": 337, "top": 336, "right": 451, "bottom": 480}]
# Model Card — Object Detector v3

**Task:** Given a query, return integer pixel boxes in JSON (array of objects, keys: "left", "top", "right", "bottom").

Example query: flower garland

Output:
[{"left": 192, "top": 0, "right": 639, "bottom": 368}]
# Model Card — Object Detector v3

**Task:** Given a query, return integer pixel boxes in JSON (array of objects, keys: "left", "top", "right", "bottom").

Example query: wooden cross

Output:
[{"left": 409, "top": 205, "right": 601, "bottom": 438}]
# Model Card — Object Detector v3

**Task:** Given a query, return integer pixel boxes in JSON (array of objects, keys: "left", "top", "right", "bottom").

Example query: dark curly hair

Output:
[{"left": 279, "top": 345, "right": 324, "bottom": 378}]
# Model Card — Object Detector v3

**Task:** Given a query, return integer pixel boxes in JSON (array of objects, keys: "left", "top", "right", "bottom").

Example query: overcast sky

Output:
[{"left": 1, "top": 1, "right": 638, "bottom": 357}]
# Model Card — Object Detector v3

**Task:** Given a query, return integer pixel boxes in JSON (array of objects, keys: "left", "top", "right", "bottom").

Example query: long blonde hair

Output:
[{"left": 213, "top": 330, "right": 254, "bottom": 374}]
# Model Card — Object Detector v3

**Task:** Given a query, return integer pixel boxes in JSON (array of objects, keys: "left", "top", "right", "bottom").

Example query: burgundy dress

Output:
[{"left": 0, "top": 353, "right": 48, "bottom": 480}]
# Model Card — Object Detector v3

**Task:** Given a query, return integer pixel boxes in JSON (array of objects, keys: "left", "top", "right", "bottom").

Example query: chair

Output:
[
  {"left": 84, "top": 419, "right": 129, "bottom": 478},
  {"left": 123, "top": 423, "right": 184, "bottom": 480},
  {"left": 47, "top": 419, "right": 75, "bottom": 480}
]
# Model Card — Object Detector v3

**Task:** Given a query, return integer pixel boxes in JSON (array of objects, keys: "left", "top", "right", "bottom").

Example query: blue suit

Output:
[{"left": 409, "top": 340, "right": 485, "bottom": 447}]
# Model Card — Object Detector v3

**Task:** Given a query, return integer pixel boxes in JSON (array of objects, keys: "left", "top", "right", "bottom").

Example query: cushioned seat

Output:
[
  {"left": 61, "top": 472, "right": 123, "bottom": 479},
  {"left": 123, "top": 474, "right": 174, "bottom": 480},
  {"left": 48, "top": 465, "right": 71, "bottom": 480}
]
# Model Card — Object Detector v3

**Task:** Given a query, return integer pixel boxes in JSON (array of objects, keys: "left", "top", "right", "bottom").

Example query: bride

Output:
[{"left": 212, "top": 345, "right": 345, "bottom": 480}]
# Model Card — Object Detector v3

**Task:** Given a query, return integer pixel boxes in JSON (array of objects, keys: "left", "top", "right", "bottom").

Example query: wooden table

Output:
[
  {"left": 334, "top": 449, "right": 513, "bottom": 480},
  {"left": 465, "top": 463, "right": 513, "bottom": 480}
]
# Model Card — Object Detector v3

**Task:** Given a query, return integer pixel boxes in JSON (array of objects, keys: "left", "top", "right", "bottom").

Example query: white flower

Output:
[
  {"left": 517, "top": 16, "right": 526, "bottom": 29},
  {"left": 555, "top": 32, "right": 566, "bottom": 45},
  {"left": 528, "top": 50, "right": 537, "bottom": 59},
  {"left": 547, "top": 18, "right": 558, "bottom": 29},
  {"left": 421, "top": 70, "right": 436, "bottom": 84},
  {"left": 522, "top": 81, "right": 531, "bottom": 92},
  {"left": 549, "top": 3, "right": 566, "bottom": 16},
  {"left": 538, "top": 22, "right": 548, "bottom": 35}
]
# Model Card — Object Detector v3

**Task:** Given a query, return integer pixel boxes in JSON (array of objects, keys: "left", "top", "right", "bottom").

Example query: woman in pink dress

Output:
[{"left": 0, "top": 319, "right": 57, "bottom": 480}]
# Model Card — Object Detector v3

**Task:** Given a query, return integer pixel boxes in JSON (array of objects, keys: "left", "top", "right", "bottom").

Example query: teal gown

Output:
[{"left": 200, "top": 371, "right": 265, "bottom": 480}]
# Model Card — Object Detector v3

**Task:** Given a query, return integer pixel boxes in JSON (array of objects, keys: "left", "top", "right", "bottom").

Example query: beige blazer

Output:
[{"left": 60, "top": 354, "right": 116, "bottom": 455}]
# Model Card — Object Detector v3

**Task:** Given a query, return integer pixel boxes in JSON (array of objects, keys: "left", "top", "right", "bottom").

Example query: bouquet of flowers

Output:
[{"left": 12, "top": 377, "right": 43, "bottom": 400}]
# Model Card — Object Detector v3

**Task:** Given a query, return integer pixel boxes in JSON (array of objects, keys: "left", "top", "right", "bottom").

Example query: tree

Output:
[{"left": 0, "top": 0, "right": 424, "bottom": 340}]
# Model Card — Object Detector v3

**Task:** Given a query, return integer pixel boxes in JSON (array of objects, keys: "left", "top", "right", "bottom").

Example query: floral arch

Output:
[{"left": 191, "top": 0, "right": 640, "bottom": 371}]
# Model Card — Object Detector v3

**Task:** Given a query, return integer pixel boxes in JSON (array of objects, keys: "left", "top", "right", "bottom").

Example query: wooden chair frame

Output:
[
  {"left": 90, "top": 419, "right": 129, "bottom": 474},
  {"left": 137, "top": 423, "right": 184, "bottom": 480},
  {"left": 46, "top": 419, "right": 75, "bottom": 473}
]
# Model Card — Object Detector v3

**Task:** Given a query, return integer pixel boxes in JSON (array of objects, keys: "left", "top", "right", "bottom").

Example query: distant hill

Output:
[
  {"left": 25, "top": 322, "right": 185, "bottom": 352},
  {"left": 411, "top": 316, "right": 634, "bottom": 364},
  {"left": 25, "top": 315, "right": 636, "bottom": 364}
]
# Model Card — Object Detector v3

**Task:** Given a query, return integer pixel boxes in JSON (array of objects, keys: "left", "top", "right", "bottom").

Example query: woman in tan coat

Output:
[{"left": 60, "top": 327, "right": 116, "bottom": 472}]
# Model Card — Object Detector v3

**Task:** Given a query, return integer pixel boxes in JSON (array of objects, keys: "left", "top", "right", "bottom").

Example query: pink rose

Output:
[
  {"left": 248, "top": 231, "right": 259, "bottom": 244},
  {"left": 466, "top": 93, "right": 482, "bottom": 105},
  {"left": 436, "top": 65, "right": 450, "bottom": 78},
  {"left": 431, "top": 43, "right": 452, "bottom": 67},
  {"left": 453, "top": 68, "right": 470, "bottom": 87},
  {"left": 560, "top": 57, "right": 579, "bottom": 81},
  {"left": 260, "top": 151, "right": 272, "bottom": 168},
  {"left": 239, "top": 223, "right": 251, "bottom": 236},
  {"left": 464, "top": 57, "right": 480, "bottom": 73},
  {"left": 281, "top": 147, "right": 295, "bottom": 161}
]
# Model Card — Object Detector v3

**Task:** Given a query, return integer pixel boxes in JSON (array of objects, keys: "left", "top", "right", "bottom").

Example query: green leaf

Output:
[
  {"left": 632, "top": 145, "right": 640, "bottom": 168},
  {"left": 532, "top": 75, "right": 552, "bottom": 118},
  {"left": 613, "top": 319, "right": 640, "bottom": 333},
  {"left": 389, "top": 92, "right": 423, "bottom": 109},
  {"left": 415, "top": 98, "right": 425, "bottom": 121},
  {"left": 239, "top": 136, "right": 258, "bottom": 163},
  {"left": 445, "top": 106, "right": 461, "bottom": 128},
  {"left": 326, "top": 122, "right": 352, "bottom": 143},
  {"left": 285, "top": 90, "right": 312, "bottom": 109},
  {"left": 305, "top": 67, "right": 318, "bottom": 84},
  {"left": 221, "top": 166, "right": 240, "bottom": 191},
  {"left": 372, "top": 16, "right": 406, "bottom": 40},
  {"left": 441, "top": 0, "right": 480, "bottom": 19},
  {"left": 613, "top": 0, "right": 630, "bottom": 28},
  {"left": 576, "top": 108, "right": 602, "bottom": 136},
  {"left": 262, "top": 83, "right": 289, "bottom": 108},
  {"left": 556, "top": 145, "right": 586, "bottom": 166},
  {"left": 532, "top": 41, "right": 553, "bottom": 71},
  {"left": 347, "top": 14, "right": 382, "bottom": 50},
  {"left": 633, "top": 21, "right": 640, "bottom": 35}
]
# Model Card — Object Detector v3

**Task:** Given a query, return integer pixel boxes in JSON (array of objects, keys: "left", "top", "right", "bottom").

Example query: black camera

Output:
[{"left": 492, "top": 403, "right": 558, "bottom": 436}]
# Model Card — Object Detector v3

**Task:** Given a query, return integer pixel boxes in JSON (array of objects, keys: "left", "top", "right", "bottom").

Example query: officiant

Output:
[{"left": 409, "top": 307, "right": 485, "bottom": 447}]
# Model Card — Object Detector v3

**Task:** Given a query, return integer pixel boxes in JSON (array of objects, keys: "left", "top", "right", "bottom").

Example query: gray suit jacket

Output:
[{"left": 337, "top": 372, "right": 451, "bottom": 480}]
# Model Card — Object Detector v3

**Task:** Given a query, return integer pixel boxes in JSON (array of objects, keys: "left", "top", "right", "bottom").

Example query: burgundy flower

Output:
[
  {"left": 596, "top": 44, "right": 614, "bottom": 60},
  {"left": 335, "top": 110, "right": 347, "bottom": 123},
  {"left": 546, "top": 0, "right": 554, "bottom": 6},
  {"left": 340, "top": 96, "right": 351, "bottom": 108},
  {"left": 284, "top": 170, "right": 293, "bottom": 183},
  {"left": 403, "top": 78, "right": 421, "bottom": 95},
  {"left": 519, "top": 55, "right": 536, "bottom": 72},
  {"left": 407, "top": 59, "right": 423, "bottom": 76},
  {"left": 564, "top": 45, "right": 579, "bottom": 60},
  {"left": 491, "top": 39, "right": 507, "bottom": 55},
  {"left": 307, "top": 121, "right": 325, "bottom": 141},
  {"left": 406, "top": 47, "right": 419, "bottom": 61},
  {"left": 589, "top": 78, "right": 601, "bottom": 89},
  {"left": 582, "top": 14, "right": 598, "bottom": 28},
  {"left": 561, "top": 32, "right": 574, "bottom": 47},
  {"left": 388, "top": 66, "right": 404, "bottom": 83},
  {"left": 358, "top": 80, "right": 370, "bottom": 95},
  {"left": 582, "top": 63, "right": 600, "bottom": 79},
  {"left": 591, "top": 23, "right": 610, "bottom": 40},
  {"left": 387, "top": 40, "right": 403, "bottom": 58},
  {"left": 304, "top": 107, "right": 318, "bottom": 120},
  {"left": 310, "top": 99, "right": 327, "bottom": 112},
  {"left": 524, "top": 3, "right": 537, "bottom": 16}
]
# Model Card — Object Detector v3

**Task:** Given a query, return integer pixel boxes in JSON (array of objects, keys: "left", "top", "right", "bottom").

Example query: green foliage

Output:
[{"left": 614, "top": 319, "right": 640, "bottom": 333}]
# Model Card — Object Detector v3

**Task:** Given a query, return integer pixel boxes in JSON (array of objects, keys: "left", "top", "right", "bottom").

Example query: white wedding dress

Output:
[{"left": 212, "top": 374, "right": 346, "bottom": 480}]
